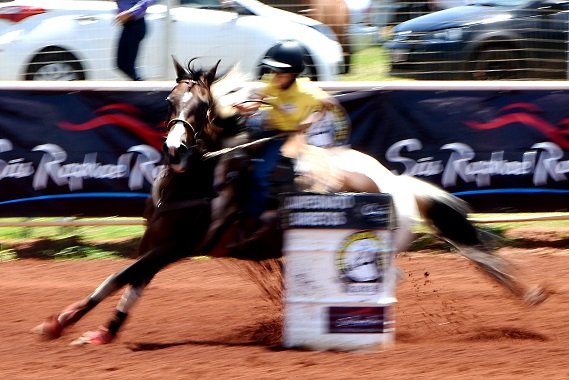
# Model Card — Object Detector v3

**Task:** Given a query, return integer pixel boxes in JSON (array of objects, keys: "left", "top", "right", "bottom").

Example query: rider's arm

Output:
[{"left": 297, "top": 97, "right": 339, "bottom": 132}]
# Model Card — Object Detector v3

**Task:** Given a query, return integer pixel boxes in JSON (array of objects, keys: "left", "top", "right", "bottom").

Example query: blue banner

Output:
[
  {"left": 343, "top": 89, "right": 569, "bottom": 212},
  {"left": 0, "top": 87, "right": 567, "bottom": 216},
  {"left": 0, "top": 90, "right": 166, "bottom": 216}
]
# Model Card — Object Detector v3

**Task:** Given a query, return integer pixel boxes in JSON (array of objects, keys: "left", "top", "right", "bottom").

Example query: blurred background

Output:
[{"left": 0, "top": 0, "right": 567, "bottom": 81}]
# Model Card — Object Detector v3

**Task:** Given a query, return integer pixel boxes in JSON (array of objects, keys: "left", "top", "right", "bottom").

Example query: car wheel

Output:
[
  {"left": 25, "top": 47, "right": 85, "bottom": 81},
  {"left": 471, "top": 45, "right": 524, "bottom": 80}
]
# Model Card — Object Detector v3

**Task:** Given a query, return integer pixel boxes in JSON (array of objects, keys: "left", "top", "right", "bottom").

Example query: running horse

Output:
[{"left": 32, "top": 59, "right": 548, "bottom": 346}]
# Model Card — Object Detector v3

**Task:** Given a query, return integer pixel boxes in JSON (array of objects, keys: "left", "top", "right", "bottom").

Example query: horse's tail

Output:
[{"left": 401, "top": 175, "right": 479, "bottom": 247}]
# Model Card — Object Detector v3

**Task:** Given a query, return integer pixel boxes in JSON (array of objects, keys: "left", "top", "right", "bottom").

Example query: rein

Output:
[
  {"left": 202, "top": 133, "right": 287, "bottom": 160},
  {"left": 155, "top": 197, "right": 211, "bottom": 215}
]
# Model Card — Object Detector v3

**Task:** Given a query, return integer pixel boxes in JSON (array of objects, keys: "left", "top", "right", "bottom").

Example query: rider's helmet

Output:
[{"left": 260, "top": 40, "right": 306, "bottom": 74}]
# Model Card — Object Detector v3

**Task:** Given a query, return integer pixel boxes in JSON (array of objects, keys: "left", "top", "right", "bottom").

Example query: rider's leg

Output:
[{"left": 246, "top": 139, "right": 285, "bottom": 224}]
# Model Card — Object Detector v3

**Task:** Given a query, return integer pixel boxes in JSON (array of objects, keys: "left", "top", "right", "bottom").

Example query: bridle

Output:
[
  {"left": 166, "top": 78, "right": 212, "bottom": 147},
  {"left": 166, "top": 117, "right": 197, "bottom": 141}
]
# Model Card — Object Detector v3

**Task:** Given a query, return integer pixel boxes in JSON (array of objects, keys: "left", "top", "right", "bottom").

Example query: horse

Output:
[
  {"left": 261, "top": 0, "right": 351, "bottom": 71},
  {"left": 32, "top": 58, "right": 547, "bottom": 346}
]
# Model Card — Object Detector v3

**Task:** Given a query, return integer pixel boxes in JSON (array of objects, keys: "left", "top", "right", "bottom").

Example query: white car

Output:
[{"left": 0, "top": 0, "right": 343, "bottom": 81}]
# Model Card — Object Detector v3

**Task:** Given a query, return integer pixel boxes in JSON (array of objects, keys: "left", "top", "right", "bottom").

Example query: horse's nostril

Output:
[{"left": 178, "top": 143, "right": 189, "bottom": 155}]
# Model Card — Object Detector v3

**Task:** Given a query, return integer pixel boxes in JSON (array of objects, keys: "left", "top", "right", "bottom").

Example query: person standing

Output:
[{"left": 115, "top": 0, "right": 155, "bottom": 80}]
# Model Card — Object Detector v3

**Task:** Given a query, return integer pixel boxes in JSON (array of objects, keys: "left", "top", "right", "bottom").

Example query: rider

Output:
[{"left": 232, "top": 39, "right": 348, "bottom": 232}]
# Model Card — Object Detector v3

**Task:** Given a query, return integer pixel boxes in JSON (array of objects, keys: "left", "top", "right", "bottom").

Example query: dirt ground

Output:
[{"left": 1, "top": 226, "right": 568, "bottom": 380}]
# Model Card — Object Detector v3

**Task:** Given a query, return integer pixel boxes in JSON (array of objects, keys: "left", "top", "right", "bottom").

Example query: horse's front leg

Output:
[
  {"left": 31, "top": 244, "right": 171, "bottom": 343},
  {"left": 70, "top": 284, "right": 146, "bottom": 346},
  {"left": 31, "top": 271, "right": 124, "bottom": 341}
]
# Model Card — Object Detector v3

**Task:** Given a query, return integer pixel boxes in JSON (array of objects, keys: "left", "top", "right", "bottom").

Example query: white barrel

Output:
[{"left": 280, "top": 192, "right": 397, "bottom": 351}]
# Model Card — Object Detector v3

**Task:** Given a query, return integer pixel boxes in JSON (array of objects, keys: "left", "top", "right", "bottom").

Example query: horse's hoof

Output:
[
  {"left": 70, "top": 327, "right": 114, "bottom": 346},
  {"left": 524, "top": 285, "right": 550, "bottom": 306},
  {"left": 31, "top": 315, "right": 63, "bottom": 340}
]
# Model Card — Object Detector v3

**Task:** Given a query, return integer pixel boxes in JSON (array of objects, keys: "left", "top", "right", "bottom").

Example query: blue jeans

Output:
[
  {"left": 247, "top": 137, "right": 285, "bottom": 218},
  {"left": 117, "top": 18, "right": 146, "bottom": 81}
]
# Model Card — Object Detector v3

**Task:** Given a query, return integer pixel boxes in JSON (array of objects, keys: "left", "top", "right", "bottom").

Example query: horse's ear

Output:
[
  {"left": 172, "top": 55, "right": 187, "bottom": 81},
  {"left": 204, "top": 60, "right": 221, "bottom": 87}
]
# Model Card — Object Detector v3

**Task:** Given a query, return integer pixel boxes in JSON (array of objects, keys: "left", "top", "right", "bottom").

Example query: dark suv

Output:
[{"left": 384, "top": 0, "right": 568, "bottom": 80}]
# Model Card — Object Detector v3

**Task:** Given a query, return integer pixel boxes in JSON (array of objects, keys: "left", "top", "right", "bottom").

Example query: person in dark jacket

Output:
[{"left": 115, "top": 0, "right": 156, "bottom": 80}]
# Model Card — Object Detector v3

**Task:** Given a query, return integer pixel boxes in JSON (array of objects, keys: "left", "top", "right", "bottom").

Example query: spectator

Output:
[{"left": 114, "top": 0, "right": 155, "bottom": 80}]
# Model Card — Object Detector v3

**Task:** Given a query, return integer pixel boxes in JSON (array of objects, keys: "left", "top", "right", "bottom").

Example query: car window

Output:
[
  {"left": 180, "top": 0, "right": 219, "bottom": 4},
  {"left": 472, "top": 0, "right": 532, "bottom": 6},
  {"left": 178, "top": 0, "right": 223, "bottom": 9}
]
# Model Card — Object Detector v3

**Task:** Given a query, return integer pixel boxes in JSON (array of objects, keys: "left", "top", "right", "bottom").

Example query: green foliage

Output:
[
  {"left": 340, "top": 46, "right": 402, "bottom": 81},
  {"left": 0, "top": 248, "right": 17, "bottom": 261},
  {"left": 0, "top": 218, "right": 144, "bottom": 260},
  {"left": 52, "top": 246, "right": 117, "bottom": 260}
]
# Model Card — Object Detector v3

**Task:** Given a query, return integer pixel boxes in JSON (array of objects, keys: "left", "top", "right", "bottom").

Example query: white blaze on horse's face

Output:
[
  {"left": 165, "top": 121, "right": 187, "bottom": 154},
  {"left": 165, "top": 88, "right": 195, "bottom": 155}
]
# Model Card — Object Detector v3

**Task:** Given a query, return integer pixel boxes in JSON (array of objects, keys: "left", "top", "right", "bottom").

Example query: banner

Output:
[
  {"left": 0, "top": 87, "right": 568, "bottom": 216},
  {"left": 342, "top": 89, "right": 569, "bottom": 212},
  {"left": 0, "top": 90, "right": 166, "bottom": 216}
]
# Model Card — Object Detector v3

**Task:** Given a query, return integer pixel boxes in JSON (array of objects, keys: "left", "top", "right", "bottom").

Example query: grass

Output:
[
  {"left": 1, "top": 214, "right": 568, "bottom": 261},
  {"left": 0, "top": 218, "right": 145, "bottom": 261},
  {"left": 340, "top": 45, "right": 397, "bottom": 81}
]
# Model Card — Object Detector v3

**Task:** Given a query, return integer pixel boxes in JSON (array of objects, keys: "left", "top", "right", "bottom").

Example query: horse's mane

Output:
[
  {"left": 211, "top": 64, "right": 262, "bottom": 118},
  {"left": 176, "top": 58, "right": 215, "bottom": 85}
]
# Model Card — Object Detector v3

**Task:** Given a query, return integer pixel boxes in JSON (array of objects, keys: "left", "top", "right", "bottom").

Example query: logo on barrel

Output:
[
  {"left": 336, "top": 231, "right": 384, "bottom": 293},
  {"left": 328, "top": 306, "right": 385, "bottom": 333}
]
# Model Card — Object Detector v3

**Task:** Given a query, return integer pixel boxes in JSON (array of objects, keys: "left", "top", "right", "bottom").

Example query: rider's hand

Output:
[{"left": 233, "top": 102, "right": 261, "bottom": 115}]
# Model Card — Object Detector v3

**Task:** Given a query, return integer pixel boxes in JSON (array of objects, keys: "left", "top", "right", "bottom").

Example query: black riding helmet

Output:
[{"left": 260, "top": 40, "right": 306, "bottom": 74}]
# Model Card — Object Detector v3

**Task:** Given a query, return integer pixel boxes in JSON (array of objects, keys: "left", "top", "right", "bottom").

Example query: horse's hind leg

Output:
[{"left": 424, "top": 198, "right": 549, "bottom": 305}]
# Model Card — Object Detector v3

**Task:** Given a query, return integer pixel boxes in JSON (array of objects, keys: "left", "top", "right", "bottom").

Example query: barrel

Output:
[{"left": 280, "top": 192, "right": 397, "bottom": 351}]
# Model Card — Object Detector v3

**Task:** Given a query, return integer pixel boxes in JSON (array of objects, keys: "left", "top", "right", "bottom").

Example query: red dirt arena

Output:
[{"left": 0, "top": 226, "right": 567, "bottom": 379}]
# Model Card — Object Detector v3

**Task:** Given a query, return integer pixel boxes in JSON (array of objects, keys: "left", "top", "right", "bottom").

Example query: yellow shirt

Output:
[{"left": 258, "top": 78, "right": 328, "bottom": 132}]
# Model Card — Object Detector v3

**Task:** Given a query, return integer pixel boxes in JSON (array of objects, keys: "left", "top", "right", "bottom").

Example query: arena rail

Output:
[
  {"left": 5, "top": 79, "right": 569, "bottom": 92},
  {"left": 0, "top": 213, "right": 568, "bottom": 228},
  {"left": 0, "top": 218, "right": 145, "bottom": 227}
]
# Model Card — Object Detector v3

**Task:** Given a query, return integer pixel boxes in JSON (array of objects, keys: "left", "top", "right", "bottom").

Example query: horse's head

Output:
[{"left": 164, "top": 57, "right": 220, "bottom": 172}]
